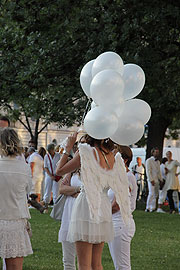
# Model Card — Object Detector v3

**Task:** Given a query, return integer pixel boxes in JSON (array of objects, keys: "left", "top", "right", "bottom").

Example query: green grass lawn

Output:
[{"left": 2, "top": 204, "right": 180, "bottom": 270}]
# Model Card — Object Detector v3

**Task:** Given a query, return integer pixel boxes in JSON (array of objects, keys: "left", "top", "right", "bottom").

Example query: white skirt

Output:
[
  {"left": 0, "top": 219, "right": 33, "bottom": 258},
  {"left": 67, "top": 191, "right": 114, "bottom": 244}
]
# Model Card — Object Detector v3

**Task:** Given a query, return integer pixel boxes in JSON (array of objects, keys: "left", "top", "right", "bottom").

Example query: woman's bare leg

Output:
[
  {"left": 92, "top": 243, "right": 104, "bottom": 270},
  {"left": 5, "top": 257, "right": 23, "bottom": 270},
  {"left": 75, "top": 241, "right": 92, "bottom": 270}
]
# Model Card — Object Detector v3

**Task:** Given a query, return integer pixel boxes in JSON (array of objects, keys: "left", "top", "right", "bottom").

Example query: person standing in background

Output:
[
  {"left": 28, "top": 139, "right": 36, "bottom": 149},
  {"left": 165, "top": 151, "right": 180, "bottom": 214},
  {"left": 132, "top": 157, "right": 146, "bottom": 201},
  {"left": 156, "top": 157, "right": 168, "bottom": 213},
  {"left": 0, "top": 116, "right": 10, "bottom": 128},
  {"left": 145, "top": 147, "right": 163, "bottom": 212},
  {"left": 108, "top": 146, "right": 137, "bottom": 270},
  {"left": 28, "top": 147, "right": 46, "bottom": 202},
  {"left": 26, "top": 147, "right": 36, "bottom": 163},
  {"left": 42, "top": 143, "right": 61, "bottom": 209}
]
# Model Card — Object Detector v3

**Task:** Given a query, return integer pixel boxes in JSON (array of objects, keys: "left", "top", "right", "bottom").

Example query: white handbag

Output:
[{"left": 50, "top": 194, "right": 67, "bottom": 221}]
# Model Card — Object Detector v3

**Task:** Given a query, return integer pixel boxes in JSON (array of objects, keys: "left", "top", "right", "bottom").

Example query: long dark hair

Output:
[
  {"left": 38, "top": 147, "right": 46, "bottom": 159},
  {"left": 83, "top": 134, "right": 114, "bottom": 152}
]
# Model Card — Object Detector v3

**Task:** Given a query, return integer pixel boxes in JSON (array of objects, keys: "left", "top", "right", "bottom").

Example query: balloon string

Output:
[{"left": 80, "top": 98, "right": 91, "bottom": 126}]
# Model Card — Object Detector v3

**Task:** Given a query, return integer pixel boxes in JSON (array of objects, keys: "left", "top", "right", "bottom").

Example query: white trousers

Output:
[
  {"left": 62, "top": 241, "right": 76, "bottom": 270},
  {"left": 158, "top": 188, "right": 167, "bottom": 205},
  {"left": 3, "top": 259, "right": 6, "bottom": 270},
  {"left": 43, "top": 176, "right": 60, "bottom": 203},
  {"left": 108, "top": 220, "right": 135, "bottom": 270},
  {"left": 146, "top": 181, "right": 159, "bottom": 211}
]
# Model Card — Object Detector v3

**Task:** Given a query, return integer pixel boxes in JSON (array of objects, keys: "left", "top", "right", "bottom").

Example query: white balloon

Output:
[
  {"left": 91, "top": 101, "right": 98, "bottom": 109},
  {"left": 122, "top": 64, "right": 145, "bottom": 100},
  {"left": 110, "top": 117, "right": 144, "bottom": 145},
  {"left": 122, "top": 99, "right": 151, "bottom": 124},
  {"left": 90, "top": 69, "right": 124, "bottom": 108},
  {"left": 84, "top": 107, "right": 118, "bottom": 139},
  {"left": 112, "top": 99, "right": 125, "bottom": 117},
  {"left": 80, "top": 60, "right": 95, "bottom": 97},
  {"left": 92, "top": 51, "right": 124, "bottom": 77}
]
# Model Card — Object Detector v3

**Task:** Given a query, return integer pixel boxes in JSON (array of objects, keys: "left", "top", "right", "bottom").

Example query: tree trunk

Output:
[
  {"left": 33, "top": 119, "right": 40, "bottom": 149},
  {"left": 146, "top": 118, "right": 170, "bottom": 160},
  {"left": 31, "top": 134, "right": 38, "bottom": 150}
]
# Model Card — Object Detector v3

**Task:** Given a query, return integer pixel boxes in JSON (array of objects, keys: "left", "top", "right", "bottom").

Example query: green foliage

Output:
[{"left": 0, "top": 0, "right": 88, "bottom": 136}]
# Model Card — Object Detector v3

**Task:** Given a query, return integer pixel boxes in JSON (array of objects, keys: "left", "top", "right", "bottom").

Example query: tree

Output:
[
  {"left": 0, "top": 0, "right": 87, "bottom": 147},
  {"left": 71, "top": 0, "right": 180, "bottom": 158},
  {"left": 1, "top": 0, "right": 180, "bottom": 154},
  {"left": 115, "top": 0, "right": 180, "bottom": 158}
]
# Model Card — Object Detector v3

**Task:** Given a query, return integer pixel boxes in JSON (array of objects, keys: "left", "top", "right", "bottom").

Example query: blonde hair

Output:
[{"left": 0, "top": 128, "right": 23, "bottom": 157}]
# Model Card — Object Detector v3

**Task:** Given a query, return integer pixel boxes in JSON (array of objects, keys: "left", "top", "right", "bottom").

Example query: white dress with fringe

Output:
[
  {"left": 0, "top": 219, "right": 33, "bottom": 258},
  {"left": 67, "top": 143, "right": 131, "bottom": 244}
]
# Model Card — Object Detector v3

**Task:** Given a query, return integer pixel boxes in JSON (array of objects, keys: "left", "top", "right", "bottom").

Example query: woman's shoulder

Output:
[{"left": 17, "top": 159, "right": 31, "bottom": 171}]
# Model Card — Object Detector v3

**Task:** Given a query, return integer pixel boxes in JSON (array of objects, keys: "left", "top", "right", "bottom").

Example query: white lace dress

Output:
[
  {"left": 67, "top": 144, "right": 131, "bottom": 244},
  {"left": 0, "top": 219, "right": 33, "bottom": 258}
]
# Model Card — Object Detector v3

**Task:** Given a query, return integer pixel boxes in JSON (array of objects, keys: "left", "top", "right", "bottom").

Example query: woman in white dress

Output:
[
  {"left": 0, "top": 128, "right": 33, "bottom": 270},
  {"left": 56, "top": 133, "right": 131, "bottom": 270},
  {"left": 58, "top": 172, "right": 81, "bottom": 270},
  {"left": 108, "top": 146, "right": 137, "bottom": 270},
  {"left": 29, "top": 147, "right": 46, "bottom": 201},
  {"left": 165, "top": 151, "right": 180, "bottom": 214}
]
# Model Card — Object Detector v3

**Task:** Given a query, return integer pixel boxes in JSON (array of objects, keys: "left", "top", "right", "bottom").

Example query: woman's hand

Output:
[{"left": 66, "top": 132, "right": 78, "bottom": 152}]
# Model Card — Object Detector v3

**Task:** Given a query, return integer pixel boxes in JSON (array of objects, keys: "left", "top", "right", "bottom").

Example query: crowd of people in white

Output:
[{"left": 0, "top": 116, "right": 180, "bottom": 270}]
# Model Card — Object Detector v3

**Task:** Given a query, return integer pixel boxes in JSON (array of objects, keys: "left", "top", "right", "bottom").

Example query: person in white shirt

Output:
[
  {"left": 132, "top": 157, "right": 145, "bottom": 201},
  {"left": 43, "top": 143, "right": 61, "bottom": 208},
  {"left": 26, "top": 147, "right": 35, "bottom": 164},
  {"left": 145, "top": 147, "right": 163, "bottom": 212},
  {"left": 108, "top": 145, "right": 137, "bottom": 270},
  {"left": 58, "top": 172, "right": 81, "bottom": 270},
  {"left": 165, "top": 151, "right": 180, "bottom": 214},
  {"left": 28, "top": 147, "right": 46, "bottom": 201},
  {"left": 157, "top": 157, "right": 168, "bottom": 213}
]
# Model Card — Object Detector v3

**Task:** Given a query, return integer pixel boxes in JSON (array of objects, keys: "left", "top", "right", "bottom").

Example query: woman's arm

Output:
[
  {"left": 175, "top": 161, "right": 180, "bottom": 176},
  {"left": 56, "top": 132, "right": 80, "bottom": 176},
  {"left": 60, "top": 182, "right": 80, "bottom": 196},
  {"left": 30, "top": 162, "right": 35, "bottom": 177},
  {"left": 56, "top": 153, "right": 80, "bottom": 176},
  {"left": 59, "top": 173, "right": 81, "bottom": 196}
]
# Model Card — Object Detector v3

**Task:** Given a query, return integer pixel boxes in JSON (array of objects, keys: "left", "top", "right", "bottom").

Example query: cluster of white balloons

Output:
[{"left": 80, "top": 51, "right": 151, "bottom": 145}]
